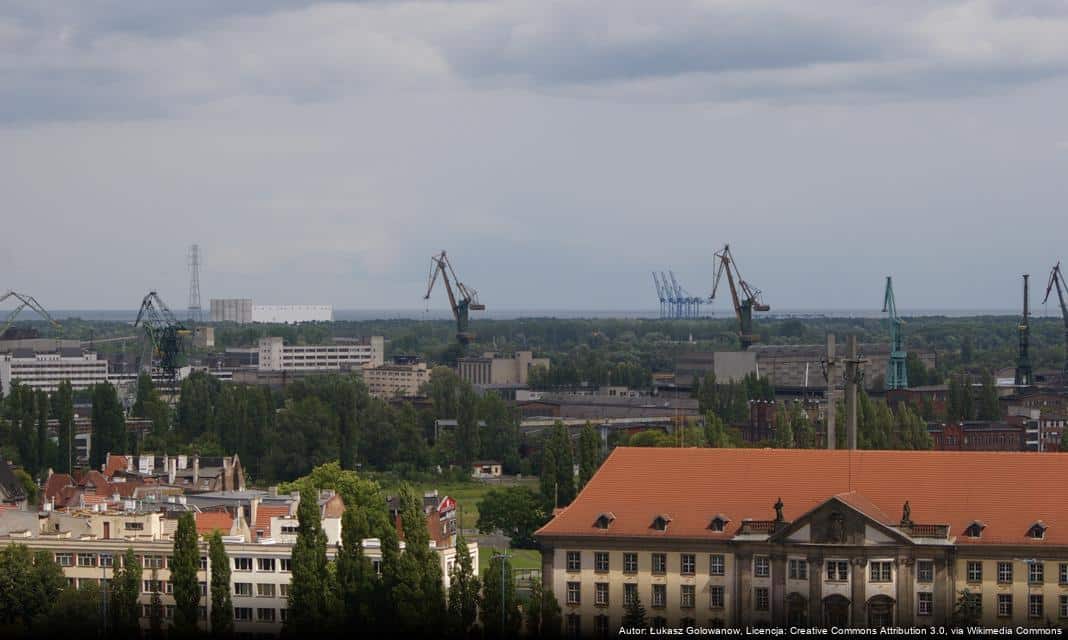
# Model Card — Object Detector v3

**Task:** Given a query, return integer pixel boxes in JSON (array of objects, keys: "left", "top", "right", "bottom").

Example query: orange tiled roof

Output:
[
  {"left": 254, "top": 505, "right": 289, "bottom": 537},
  {"left": 44, "top": 473, "right": 74, "bottom": 502},
  {"left": 196, "top": 511, "right": 234, "bottom": 536},
  {"left": 536, "top": 448, "right": 1068, "bottom": 546},
  {"left": 103, "top": 454, "right": 127, "bottom": 478}
]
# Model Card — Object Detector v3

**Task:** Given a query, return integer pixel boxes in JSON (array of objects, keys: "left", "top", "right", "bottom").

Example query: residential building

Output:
[
  {"left": 364, "top": 358, "right": 429, "bottom": 398},
  {"left": 257, "top": 336, "right": 384, "bottom": 372},
  {"left": 928, "top": 422, "right": 1024, "bottom": 451},
  {"left": 471, "top": 461, "right": 503, "bottom": 479},
  {"left": 536, "top": 448, "right": 1068, "bottom": 630},
  {"left": 103, "top": 454, "right": 246, "bottom": 493},
  {"left": 0, "top": 347, "right": 108, "bottom": 395},
  {"left": 456, "top": 351, "right": 549, "bottom": 387}
]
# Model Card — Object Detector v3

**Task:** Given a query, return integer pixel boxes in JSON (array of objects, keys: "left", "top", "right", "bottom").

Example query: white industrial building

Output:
[
  {"left": 257, "top": 337, "right": 384, "bottom": 372},
  {"left": 210, "top": 300, "right": 332, "bottom": 324},
  {"left": 0, "top": 346, "right": 109, "bottom": 395}
]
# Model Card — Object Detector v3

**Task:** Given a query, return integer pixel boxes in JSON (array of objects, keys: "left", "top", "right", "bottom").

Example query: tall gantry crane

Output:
[
  {"left": 1015, "top": 274, "right": 1033, "bottom": 387},
  {"left": 882, "top": 276, "right": 907, "bottom": 389},
  {"left": 651, "top": 272, "right": 668, "bottom": 318},
  {"left": 710, "top": 244, "right": 769, "bottom": 349},
  {"left": 0, "top": 291, "right": 60, "bottom": 337},
  {"left": 134, "top": 291, "right": 190, "bottom": 381},
  {"left": 1043, "top": 262, "right": 1068, "bottom": 376},
  {"left": 425, "top": 251, "right": 485, "bottom": 345}
]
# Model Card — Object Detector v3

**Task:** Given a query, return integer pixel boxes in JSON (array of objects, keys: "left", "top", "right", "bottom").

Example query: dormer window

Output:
[
  {"left": 709, "top": 514, "right": 730, "bottom": 532},
  {"left": 963, "top": 521, "right": 985, "bottom": 538},
  {"left": 651, "top": 514, "right": 672, "bottom": 531},
  {"left": 1028, "top": 521, "right": 1047, "bottom": 540},
  {"left": 594, "top": 512, "right": 615, "bottom": 530}
]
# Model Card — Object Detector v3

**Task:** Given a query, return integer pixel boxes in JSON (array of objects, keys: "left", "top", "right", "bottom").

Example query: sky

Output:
[{"left": 2, "top": 0, "right": 1068, "bottom": 314}]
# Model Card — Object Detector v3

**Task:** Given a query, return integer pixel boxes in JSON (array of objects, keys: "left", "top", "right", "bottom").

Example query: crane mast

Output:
[
  {"left": 134, "top": 291, "right": 190, "bottom": 381},
  {"left": 1043, "top": 262, "right": 1068, "bottom": 377},
  {"left": 710, "top": 244, "right": 769, "bottom": 349},
  {"left": 0, "top": 291, "right": 60, "bottom": 337},
  {"left": 425, "top": 251, "right": 485, "bottom": 345},
  {"left": 1015, "top": 274, "right": 1033, "bottom": 387},
  {"left": 882, "top": 276, "right": 907, "bottom": 389}
]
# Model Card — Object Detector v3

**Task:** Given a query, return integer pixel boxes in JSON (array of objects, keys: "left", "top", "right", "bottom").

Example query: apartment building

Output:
[
  {"left": 0, "top": 347, "right": 108, "bottom": 395},
  {"left": 257, "top": 336, "right": 384, "bottom": 372},
  {"left": 364, "top": 359, "right": 429, "bottom": 398},
  {"left": 536, "top": 448, "right": 1068, "bottom": 634}
]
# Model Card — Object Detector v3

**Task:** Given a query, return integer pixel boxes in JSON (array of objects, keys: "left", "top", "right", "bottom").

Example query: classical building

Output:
[
  {"left": 536, "top": 448, "right": 1068, "bottom": 633},
  {"left": 257, "top": 336, "right": 384, "bottom": 372}
]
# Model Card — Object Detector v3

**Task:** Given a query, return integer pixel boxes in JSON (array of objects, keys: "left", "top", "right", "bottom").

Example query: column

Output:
[
  {"left": 808, "top": 554, "right": 824, "bottom": 625},
  {"left": 932, "top": 553, "right": 951, "bottom": 625},
  {"left": 896, "top": 556, "right": 914, "bottom": 627},
  {"left": 851, "top": 557, "right": 867, "bottom": 626},
  {"left": 735, "top": 552, "right": 752, "bottom": 626},
  {"left": 771, "top": 553, "right": 788, "bottom": 626}
]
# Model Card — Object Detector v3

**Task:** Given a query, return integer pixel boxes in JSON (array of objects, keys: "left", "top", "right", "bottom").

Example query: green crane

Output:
[
  {"left": 882, "top": 276, "right": 907, "bottom": 389},
  {"left": 1043, "top": 262, "right": 1068, "bottom": 377},
  {"left": 710, "top": 244, "right": 769, "bottom": 350},
  {"left": 425, "top": 251, "right": 485, "bottom": 345}
]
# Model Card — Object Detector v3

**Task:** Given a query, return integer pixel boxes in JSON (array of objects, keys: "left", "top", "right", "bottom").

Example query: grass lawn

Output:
[
  {"left": 478, "top": 547, "right": 541, "bottom": 574},
  {"left": 396, "top": 477, "right": 539, "bottom": 531}
]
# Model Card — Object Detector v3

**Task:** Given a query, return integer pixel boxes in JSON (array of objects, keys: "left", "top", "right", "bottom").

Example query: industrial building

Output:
[
  {"left": 363, "top": 358, "right": 430, "bottom": 398},
  {"left": 537, "top": 447, "right": 1068, "bottom": 631},
  {"left": 0, "top": 342, "right": 109, "bottom": 395},
  {"left": 257, "top": 336, "right": 384, "bottom": 372},
  {"left": 456, "top": 351, "right": 548, "bottom": 387},
  {"left": 209, "top": 299, "right": 332, "bottom": 324}
]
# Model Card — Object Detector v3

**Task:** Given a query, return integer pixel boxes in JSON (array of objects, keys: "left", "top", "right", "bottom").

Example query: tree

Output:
[
  {"left": 0, "top": 547, "right": 68, "bottom": 631},
  {"left": 577, "top": 422, "right": 600, "bottom": 489},
  {"left": 951, "top": 589, "right": 982, "bottom": 626},
  {"left": 773, "top": 405, "right": 794, "bottom": 449},
  {"left": 110, "top": 547, "right": 142, "bottom": 638},
  {"left": 35, "top": 390, "right": 51, "bottom": 475},
  {"left": 13, "top": 469, "right": 37, "bottom": 507},
  {"left": 209, "top": 531, "right": 234, "bottom": 637},
  {"left": 481, "top": 553, "right": 521, "bottom": 639},
  {"left": 53, "top": 380, "right": 75, "bottom": 474},
  {"left": 91, "top": 382, "right": 126, "bottom": 469},
  {"left": 447, "top": 531, "right": 480, "bottom": 637},
  {"left": 622, "top": 590, "right": 647, "bottom": 627},
  {"left": 977, "top": 371, "right": 1001, "bottom": 421},
  {"left": 1062, "top": 424, "right": 1068, "bottom": 452},
  {"left": 336, "top": 499, "right": 375, "bottom": 630},
  {"left": 476, "top": 486, "right": 548, "bottom": 549},
  {"left": 172, "top": 512, "right": 201, "bottom": 633},
  {"left": 149, "top": 570, "right": 164, "bottom": 640},
  {"left": 455, "top": 385, "right": 481, "bottom": 468},
  {"left": 34, "top": 581, "right": 103, "bottom": 636},
  {"left": 539, "top": 443, "right": 558, "bottom": 509},
  {"left": 546, "top": 423, "right": 575, "bottom": 507},
  {"left": 287, "top": 487, "right": 332, "bottom": 635},
  {"left": 392, "top": 484, "right": 446, "bottom": 635},
  {"left": 525, "top": 578, "right": 561, "bottom": 639},
  {"left": 479, "top": 392, "right": 519, "bottom": 473}
]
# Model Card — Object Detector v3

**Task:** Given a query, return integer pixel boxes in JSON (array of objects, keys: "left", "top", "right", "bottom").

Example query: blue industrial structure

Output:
[{"left": 651, "top": 270, "right": 704, "bottom": 319}]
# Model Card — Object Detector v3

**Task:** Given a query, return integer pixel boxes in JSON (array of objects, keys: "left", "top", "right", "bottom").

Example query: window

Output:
[
  {"left": 964, "top": 523, "right": 983, "bottom": 538},
  {"left": 234, "top": 582, "right": 253, "bottom": 597},
  {"left": 279, "top": 584, "right": 290, "bottom": 598},
  {"left": 917, "top": 560, "right": 934, "bottom": 583},
  {"left": 710, "top": 554, "right": 725, "bottom": 576},
  {"left": 915, "top": 592, "right": 933, "bottom": 617},
  {"left": 165, "top": 581, "right": 174, "bottom": 594},
  {"left": 566, "top": 614, "right": 581, "bottom": 638},
  {"left": 1030, "top": 594, "right": 1044, "bottom": 619},
  {"left": 710, "top": 517, "right": 727, "bottom": 532},
  {"left": 594, "top": 552, "right": 609, "bottom": 573},
  {"left": 710, "top": 586, "right": 725, "bottom": 609},
  {"left": 77, "top": 553, "right": 96, "bottom": 567},
  {"left": 1028, "top": 523, "right": 1046, "bottom": 540},
  {"left": 1061, "top": 563, "right": 1068, "bottom": 585},
  {"left": 870, "top": 561, "right": 892, "bottom": 583},
  {"left": 200, "top": 556, "right": 208, "bottom": 570},
  {"left": 967, "top": 561, "right": 983, "bottom": 583},
  {"left": 1029, "top": 562, "right": 1044, "bottom": 585},
  {"left": 1060, "top": 595, "right": 1068, "bottom": 619},
  {"left": 827, "top": 560, "right": 848, "bottom": 582},
  {"left": 754, "top": 587, "right": 769, "bottom": 612},
  {"left": 234, "top": 607, "right": 252, "bottom": 621},
  {"left": 235, "top": 557, "right": 253, "bottom": 572},
  {"left": 624, "top": 583, "right": 638, "bottom": 606},
  {"left": 258, "top": 558, "right": 276, "bottom": 572},
  {"left": 681, "top": 553, "right": 696, "bottom": 576},
  {"left": 281, "top": 558, "right": 292, "bottom": 572},
  {"left": 125, "top": 522, "right": 144, "bottom": 531},
  {"left": 200, "top": 582, "right": 207, "bottom": 596},
  {"left": 652, "top": 584, "right": 667, "bottom": 608},
  {"left": 652, "top": 553, "right": 667, "bottom": 575},
  {"left": 100, "top": 553, "right": 114, "bottom": 568},
  {"left": 681, "top": 585, "right": 695, "bottom": 609},
  {"left": 595, "top": 514, "right": 613, "bottom": 530},
  {"left": 998, "top": 561, "right": 1013, "bottom": 584},
  {"left": 595, "top": 583, "right": 609, "bottom": 607},
  {"left": 257, "top": 583, "right": 276, "bottom": 598},
  {"left": 652, "top": 515, "right": 670, "bottom": 531},
  {"left": 566, "top": 551, "right": 581, "bottom": 573},
  {"left": 594, "top": 615, "right": 610, "bottom": 639},
  {"left": 257, "top": 608, "right": 276, "bottom": 622},
  {"left": 754, "top": 556, "right": 770, "bottom": 578},
  {"left": 788, "top": 558, "right": 807, "bottom": 580},
  {"left": 143, "top": 580, "right": 162, "bottom": 594},
  {"left": 280, "top": 609, "right": 288, "bottom": 623},
  {"left": 55, "top": 552, "right": 73, "bottom": 567},
  {"left": 566, "top": 582, "right": 581, "bottom": 605},
  {"left": 623, "top": 553, "right": 638, "bottom": 574},
  {"left": 143, "top": 555, "right": 164, "bottom": 569},
  {"left": 998, "top": 594, "right": 1013, "bottom": 618}
]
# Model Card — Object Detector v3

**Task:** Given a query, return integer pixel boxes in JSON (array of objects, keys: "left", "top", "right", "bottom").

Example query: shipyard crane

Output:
[
  {"left": 1015, "top": 275, "right": 1033, "bottom": 387},
  {"left": 1043, "top": 262, "right": 1068, "bottom": 376},
  {"left": 0, "top": 291, "right": 60, "bottom": 337},
  {"left": 709, "top": 244, "right": 769, "bottom": 349},
  {"left": 652, "top": 272, "right": 668, "bottom": 318},
  {"left": 882, "top": 276, "right": 907, "bottom": 389},
  {"left": 425, "top": 251, "right": 485, "bottom": 345},
  {"left": 134, "top": 291, "right": 190, "bottom": 381}
]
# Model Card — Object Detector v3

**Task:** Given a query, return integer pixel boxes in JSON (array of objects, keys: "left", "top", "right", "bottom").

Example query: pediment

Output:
[{"left": 767, "top": 494, "right": 914, "bottom": 546}]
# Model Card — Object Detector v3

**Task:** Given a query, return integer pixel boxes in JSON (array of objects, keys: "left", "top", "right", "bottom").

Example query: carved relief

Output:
[{"left": 828, "top": 512, "right": 846, "bottom": 543}]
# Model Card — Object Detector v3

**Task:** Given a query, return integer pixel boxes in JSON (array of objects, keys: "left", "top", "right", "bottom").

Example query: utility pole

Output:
[
  {"left": 492, "top": 551, "right": 512, "bottom": 633},
  {"left": 843, "top": 336, "right": 869, "bottom": 450},
  {"left": 822, "top": 334, "right": 838, "bottom": 450}
]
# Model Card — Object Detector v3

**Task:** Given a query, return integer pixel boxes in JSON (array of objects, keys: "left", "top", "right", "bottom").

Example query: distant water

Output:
[{"left": 39, "top": 308, "right": 1021, "bottom": 322}]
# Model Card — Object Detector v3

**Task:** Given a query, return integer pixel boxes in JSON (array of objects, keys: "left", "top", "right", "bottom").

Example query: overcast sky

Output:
[{"left": 3, "top": 0, "right": 1068, "bottom": 314}]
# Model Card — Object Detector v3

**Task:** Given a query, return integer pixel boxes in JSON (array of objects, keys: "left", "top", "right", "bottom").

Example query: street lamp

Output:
[{"left": 492, "top": 551, "right": 512, "bottom": 633}]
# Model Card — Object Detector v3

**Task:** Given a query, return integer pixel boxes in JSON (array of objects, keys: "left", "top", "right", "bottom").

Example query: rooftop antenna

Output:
[{"left": 187, "top": 244, "right": 202, "bottom": 324}]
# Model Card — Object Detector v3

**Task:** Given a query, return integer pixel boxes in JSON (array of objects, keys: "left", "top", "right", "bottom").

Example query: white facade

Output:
[
  {"left": 257, "top": 337, "right": 384, "bottom": 372},
  {"left": 251, "top": 305, "right": 332, "bottom": 324},
  {"left": 210, "top": 298, "right": 253, "bottom": 323},
  {"left": 364, "top": 361, "right": 430, "bottom": 398},
  {"left": 0, "top": 350, "right": 109, "bottom": 395}
]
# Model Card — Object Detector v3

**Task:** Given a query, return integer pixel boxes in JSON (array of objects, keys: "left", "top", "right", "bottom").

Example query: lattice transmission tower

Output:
[{"left": 187, "top": 244, "right": 203, "bottom": 323}]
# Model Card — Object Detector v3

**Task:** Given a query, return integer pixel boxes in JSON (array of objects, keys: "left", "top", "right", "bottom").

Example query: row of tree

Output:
[{"left": 0, "top": 381, "right": 75, "bottom": 477}]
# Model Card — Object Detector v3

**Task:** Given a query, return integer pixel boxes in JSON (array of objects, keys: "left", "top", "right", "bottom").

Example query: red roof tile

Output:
[
  {"left": 537, "top": 448, "right": 1068, "bottom": 546},
  {"left": 254, "top": 505, "right": 289, "bottom": 538},
  {"left": 196, "top": 511, "right": 234, "bottom": 536},
  {"left": 44, "top": 473, "right": 74, "bottom": 502},
  {"left": 103, "top": 454, "right": 128, "bottom": 478}
]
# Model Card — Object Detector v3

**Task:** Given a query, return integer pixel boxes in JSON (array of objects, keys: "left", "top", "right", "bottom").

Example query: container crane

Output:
[
  {"left": 651, "top": 272, "right": 668, "bottom": 319},
  {"left": 709, "top": 244, "right": 769, "bottom": 349},
  {"left": 134, "top": 291, "right": 190, "bottom": 381},
  {"left": 882, "top": 276, "right": 907, "bottom": 389},
  {"left": 0, "top": 291, "right": 60, "bottom": 337},
  {"left": 1043, "top": 262, "right": 1068, "bottom": 377},
  {"left": 425, "top": 251, "right": 485, "bottom": 345}
]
